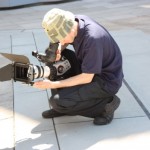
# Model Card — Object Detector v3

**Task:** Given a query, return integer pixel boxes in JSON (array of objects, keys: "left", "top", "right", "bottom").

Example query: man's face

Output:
[{"left": 59, "top": 29, "right": 75, "bottom": 45}]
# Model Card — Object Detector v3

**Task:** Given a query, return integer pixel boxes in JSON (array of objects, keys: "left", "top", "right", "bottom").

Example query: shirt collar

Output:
[{"left": 74, "top": 16, "right": 85, "bottom": 44}]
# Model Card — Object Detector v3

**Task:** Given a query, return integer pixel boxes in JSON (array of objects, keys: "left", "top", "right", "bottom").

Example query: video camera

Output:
[{"left": 0, "top": 43, "right": 76, "bottom": 85}]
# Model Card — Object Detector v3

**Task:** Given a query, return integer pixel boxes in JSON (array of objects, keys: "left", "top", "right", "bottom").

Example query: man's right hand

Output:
[{"left": 55, "top": 49, "right": 61, "bottom": 61}]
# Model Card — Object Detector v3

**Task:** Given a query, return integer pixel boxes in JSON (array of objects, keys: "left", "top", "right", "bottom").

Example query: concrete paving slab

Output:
[
  {"left": 0, "top": 48, "right": 12, "bottom": 53},
  {"left": 106, "top": 0, "right": 149, "bottom": 8},
  {"left": 124, "top": 53, "right": 150, "bottom": 113},
  {"left": 0, "top": 80, "right": 12, "bottom": 97},
  {"left": 56, "top": 117, "right": 150, "bottom": 150},
  {"left": 110, "top": 30, "right": 150, "bottom": 56},
  {"left": 110, "top": 29, "right": 150, "bottom": 114},
  {"left": 12, "top": 32, "right": 35, "bottom": 46},
  {"left": 14, "top": 90, "right": 53, "bottom": 132},
  {"left": 32, "top": 31, "right": 49, "bottom": 52},
  {"left": 0, "top": 118, "right": 14, "bottom": 149},
  {"left": 11, "top": 33, "right": 48, "bottom": 64},
  {"left": 12, "top": 44, "right": 38, "bottom": 63},
  {"left": 15, "top": 130, "right": 59, "bottom": 150},
  {"left": 0, "top": 24, "right": 23, "bottom": 31},
  {"left": 14, "top": 88, "right": 59, "bottom": 150},
  {"left": 0, "top": 52, "right": 12, "bottom": 66},
  {"left": 54, "top": 115, "right": 93, "bottom": 125},
  {"left": 0, "top": 54, "right": 14, "bottom": 120},
  {"left": 19, "top": 21, "right": 42, "bottom": 29},
  {"left": 0, "top": 1, "right": 150, "bottom": 150},
  {"left": 116, "top": 82, "right": 146, "bottom": 118},
  {"left": 0, "top": 30, "right": 22, "bottom": 37},
  {"left": 6, "top": 7, "right": 36, "bottom": 15},
  {"left": 14, "top": 82, "right": 44, "bottom": 95},
  {"left": 0, "top": 35, "right": 11, "bottom": 50},
  {"left": 0, "top": 81, "right": 13, "bottom": 120}
]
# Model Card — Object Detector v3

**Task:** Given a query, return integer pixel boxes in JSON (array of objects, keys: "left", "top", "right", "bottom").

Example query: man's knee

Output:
[{"left": 49, "top": 95, "right": 77, "bottom": 113}]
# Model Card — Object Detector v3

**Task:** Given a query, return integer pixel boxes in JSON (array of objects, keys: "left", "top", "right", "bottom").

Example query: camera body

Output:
[
  {"left": 13, "top": 56, "right": 71, "bottom": 84},
  {"left": 0, "top": 43, "right": 73, "bottom": 85}
]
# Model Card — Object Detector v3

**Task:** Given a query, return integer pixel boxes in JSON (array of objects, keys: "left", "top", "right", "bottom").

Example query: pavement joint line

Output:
[
  {"left": 32, "top": 32, "right": 39, "bottom": 52},
  {"left": 44, "top": 89, "right": 61, "bottom": 149},
  {"left": 52, "top": 118, "right": 61, "bottom": 150},
  {"left": 13, "top": 82, "right": 16, "bottom": 150},
  {"left": 11, "top": 34, "right": 16, "bottom": 149},
  {"left": 53, "top": 116, "right": 147, "bottom": 126},
  {"left": 115, "top": 115, "right": 146, "bottom": 120},
  {"left": 45, "top": 89, "right": 61, "bottom": 150},
  {"left": 46, "top": 90, "right": 61, "bottom": 150},
  {"left": 123, "top": 79, "right": 150, "bottom": 120}
]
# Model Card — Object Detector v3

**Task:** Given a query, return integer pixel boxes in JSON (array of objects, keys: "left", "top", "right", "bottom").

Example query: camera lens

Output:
[{"left": 33, "top": 66, "right": 51, "bottom": 79}]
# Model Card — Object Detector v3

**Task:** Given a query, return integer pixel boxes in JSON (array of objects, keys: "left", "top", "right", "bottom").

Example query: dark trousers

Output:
[{"left": 49, "top": 49, "right": 115, "bottom": 118}]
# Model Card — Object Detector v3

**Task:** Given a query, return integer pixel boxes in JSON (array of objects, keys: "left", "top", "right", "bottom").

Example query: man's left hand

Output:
[{"left": 33, "top": 79, "right": 55, "bottom": 89}]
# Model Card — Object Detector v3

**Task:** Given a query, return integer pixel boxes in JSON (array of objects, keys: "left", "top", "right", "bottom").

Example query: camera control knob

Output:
[{"left": 58, "top": 65, "right": 64, "bottom": 73}]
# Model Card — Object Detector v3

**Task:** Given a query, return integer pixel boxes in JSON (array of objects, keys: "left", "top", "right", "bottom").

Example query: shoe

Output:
[
  {"left": 93, "top": 96, "right": 120, "bottom": 125},
  {"left": 93, "top": 112, "right": 114, "bottom": 125},
  {"left": 105, "top": 95, "right": 120, "bottom": 114},
  {"left": 42, "top": 109, "right": 65, "bottom": 118}
]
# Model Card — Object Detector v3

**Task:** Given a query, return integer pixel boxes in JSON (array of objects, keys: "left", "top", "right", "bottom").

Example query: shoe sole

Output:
[
  {"left": 105, "top": 95, "right": 120, "bottom": 114},
  {"left": 93, "top": 113, "right": 114, "bottom": 125},
  {"left": 42, "top": 109, "right": 65, "bottom": 118}
]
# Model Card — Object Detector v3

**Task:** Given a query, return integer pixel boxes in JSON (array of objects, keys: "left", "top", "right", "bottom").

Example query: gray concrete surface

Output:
[
  {"left": 0, "top": 0, "right": 62, "bottom": 8},
  {"left": 0, "top": 0, "right": 150, "bottom": 150}
]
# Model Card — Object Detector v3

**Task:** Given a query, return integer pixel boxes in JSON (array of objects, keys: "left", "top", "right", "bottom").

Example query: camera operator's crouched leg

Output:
[
  {"left": 50, "top": 82, "right": 118, "bottom": 117},
  {"left": 42, "top": 81, "right": 120, "bottom": 126},
  {"left": 49, "top": 80, "right": 120, "bottom": 125},
  {"left": 42, "top": 89, "right": 66, "bottom": 118}
]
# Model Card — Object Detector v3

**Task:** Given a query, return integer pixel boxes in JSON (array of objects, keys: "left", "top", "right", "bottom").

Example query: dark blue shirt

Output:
[{"left": 73, "top": 15, "right": 124, "bottom": 94}]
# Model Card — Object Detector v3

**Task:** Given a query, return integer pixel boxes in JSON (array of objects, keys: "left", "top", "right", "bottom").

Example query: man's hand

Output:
[
  {"left": 33, "top": 79, "right": 56, "bottom": 89},
  {"left": 55, "top": 49, "right": 61, "bottom": 61},
  {"left": 55, "top": 43, "right": 69, "bottom": 61}
]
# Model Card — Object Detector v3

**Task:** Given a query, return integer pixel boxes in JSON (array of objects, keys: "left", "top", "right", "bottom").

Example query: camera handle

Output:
[{"left": 32, "top": 43, "right": 59, "bottom": 63}]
